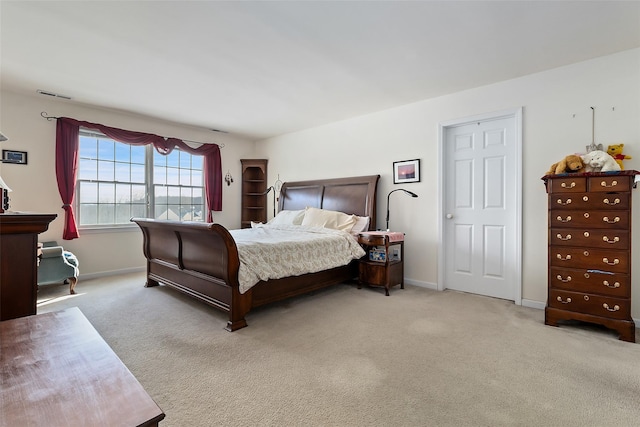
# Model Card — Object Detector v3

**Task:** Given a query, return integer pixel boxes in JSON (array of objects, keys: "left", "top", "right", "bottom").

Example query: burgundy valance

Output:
[{"left": 55, "top": 117, "right": 222, "bottom": 240}]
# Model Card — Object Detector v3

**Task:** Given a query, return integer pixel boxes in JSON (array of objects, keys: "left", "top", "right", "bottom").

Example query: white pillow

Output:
[
  {"left": 350, "top": 216, "right": 370, "bottom": 233},
  {"left": 301, "top": 207, "right": 357, "bottom": 231},
  {"left": 268, "top": 209, "right": 305, "bottom": 226}
]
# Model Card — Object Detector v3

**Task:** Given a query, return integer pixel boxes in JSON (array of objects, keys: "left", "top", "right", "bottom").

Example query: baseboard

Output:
[
  {"left": 521, "top": 299, "right": 546, "bottom": 310},
  {"left": 79, "top": 266, "right": 145, "bottom": 281},
  {"left": 404, "top": 278, "right": 438, "bottom": 290}
]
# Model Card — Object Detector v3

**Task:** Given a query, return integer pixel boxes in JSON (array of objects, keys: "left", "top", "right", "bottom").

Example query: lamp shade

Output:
[{"left": 0, "top": 175, "right": 12, "bottom": 192}]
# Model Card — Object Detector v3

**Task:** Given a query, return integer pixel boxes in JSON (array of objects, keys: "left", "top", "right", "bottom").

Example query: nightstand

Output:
[{"left": 357, "top": 231, "right": 404, "bottom": 296}]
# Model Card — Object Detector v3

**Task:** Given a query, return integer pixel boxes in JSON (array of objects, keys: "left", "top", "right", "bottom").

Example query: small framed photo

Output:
[
  {"left": 2, "top": 150, "right": 28, "bottom": 165},
  {"left": 393, "top": 159, "right": 420, "bottom": 184}
]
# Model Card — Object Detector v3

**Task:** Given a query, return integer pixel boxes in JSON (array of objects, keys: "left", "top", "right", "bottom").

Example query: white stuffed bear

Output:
[{"left": 580, "top": 150, "right": 621, "bottom": 173}]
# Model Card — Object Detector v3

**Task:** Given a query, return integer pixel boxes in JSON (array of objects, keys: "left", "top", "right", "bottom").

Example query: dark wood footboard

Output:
[{"left": 131, "top": 218, "right": 251, "bottom": 331}]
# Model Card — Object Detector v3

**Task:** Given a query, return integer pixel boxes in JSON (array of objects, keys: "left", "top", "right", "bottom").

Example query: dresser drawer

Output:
[
  {"left": 549, "top": 289, "right": 630, "bottom": 320},
  {"left": 550, "top": 267, "right": 630, "bottom": 298},
  {"left": 357, "top": 233, "right": 386, "bottom": 246},
  {"left": 585, "top": 193, "right": 630, "bottom": 209},
  {"left": 550, "top": 228, "right": 629, "bottom": 250},
  {"left": 550, "top": 247, "right": 629, "bottom": 273},
  {"left": 549, "top": 193, "right": 629, "bottom": 211},
  {"left": 550, "top": 210, "right": 628, "bottom": 229},
  {"left": 588, "top": 176, "right": 631, "bottom": 192},
  {"left": 546, "top": 176, "right": 587, "bottom": 193},
  {"left": 549, "top": 193, "right": 591, "bottom": 209}
]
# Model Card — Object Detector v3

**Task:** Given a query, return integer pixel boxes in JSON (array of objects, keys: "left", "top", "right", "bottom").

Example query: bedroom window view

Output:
[
  {"left": 77, "top": 131, "right": 204, "bottom": 226},
  {"left": 152, "top": 148, "right": 204, "bottom": 221}
]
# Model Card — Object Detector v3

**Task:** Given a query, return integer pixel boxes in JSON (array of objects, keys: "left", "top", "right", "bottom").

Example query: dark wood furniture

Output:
[
  {"left": 357, "top": 232, "right": 404, "bottom": 296},
  {"left": 132, "top": 174, "right": 379, "bottom": 331},
  {"left": 0, "top": 307, "right": 164, "bottom": 427},
  {"left": 0, "top": 212, "right": 56, "bottom": 321},
  {"left": 543, "top": 171, "right": 638, "bottom": 342},
  {"left": 241, "top": 159, "right": 268, "bottom": 228}
]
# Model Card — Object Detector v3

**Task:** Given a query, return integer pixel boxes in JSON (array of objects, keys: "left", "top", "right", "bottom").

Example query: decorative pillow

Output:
[
  {"left": 301, "top": 207, "right": 356, "bottom": 231},
  {"left": 267, "top": 209, "right": 305, "bottom": 226},
  {"left": 350, "top": 216, "right": 370, "bottom": 233}
]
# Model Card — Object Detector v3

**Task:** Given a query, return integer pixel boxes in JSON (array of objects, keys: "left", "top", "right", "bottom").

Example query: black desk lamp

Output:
[
  {"left": 386, "top": 189, "right": 418, "bottom": 231},
  {"left": 262, "top": 186, "right": 276, "bottom": 219}
]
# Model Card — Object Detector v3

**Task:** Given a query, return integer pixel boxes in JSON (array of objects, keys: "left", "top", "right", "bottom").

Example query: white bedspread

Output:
[{"left": 229, "top": 224, "right": 366, "bottom": 294}]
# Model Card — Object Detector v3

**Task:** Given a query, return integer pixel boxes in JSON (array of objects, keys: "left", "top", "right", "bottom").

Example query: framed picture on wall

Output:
[
  {"left": 393, "top": 159, "right": 420, "bottom": 184},
  {"left": 2, "top": 150, "right": 28, "bottom": 165}
]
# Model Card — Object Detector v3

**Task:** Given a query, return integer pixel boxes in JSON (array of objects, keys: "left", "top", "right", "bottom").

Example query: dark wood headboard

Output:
[{"left": 278, "top": 175, "right": 380, "bottom": 230}]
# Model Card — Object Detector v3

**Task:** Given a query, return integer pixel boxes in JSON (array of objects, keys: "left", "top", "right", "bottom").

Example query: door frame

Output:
[{"left": 437, "top": 107, "right": 523, "bottom": 305}]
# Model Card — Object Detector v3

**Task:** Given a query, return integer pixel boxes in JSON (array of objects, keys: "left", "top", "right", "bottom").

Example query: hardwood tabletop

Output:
[{"left": 0, "top": 307, "right": 165, "bottom": 426}]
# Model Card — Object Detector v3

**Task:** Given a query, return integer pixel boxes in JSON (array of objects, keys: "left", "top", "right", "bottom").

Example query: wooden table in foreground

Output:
[{"left": 0, "top": 307, "right": 165, "bottom": 427}]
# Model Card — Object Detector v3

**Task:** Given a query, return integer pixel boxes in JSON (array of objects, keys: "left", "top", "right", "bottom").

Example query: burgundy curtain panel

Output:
[
  {"left": 55, "top": 119, "right": 81, "bottom": 240},
  {"left": 55, "top": 117, "right": 222, "bottom": 239}
]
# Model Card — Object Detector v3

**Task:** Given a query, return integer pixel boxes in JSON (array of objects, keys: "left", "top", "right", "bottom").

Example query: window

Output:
[{"left": 77, "top": 131, "right": 204, "bottom": 227}]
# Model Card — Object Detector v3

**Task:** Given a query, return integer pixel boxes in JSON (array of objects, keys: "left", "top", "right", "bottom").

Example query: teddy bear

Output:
[
  {"left": 581, "top": 150, "right": 621, "bottom": 173},
  {"left": 546, "top": 154, "right": 585, "bottom": 175},
  {"left": 607, "top": 144, "right": 632, "bottom": 170}
]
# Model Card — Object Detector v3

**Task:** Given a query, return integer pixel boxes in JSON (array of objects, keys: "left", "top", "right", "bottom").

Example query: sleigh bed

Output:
[{"left": 131, "top": 174, "right": 379, "bottom": 331}]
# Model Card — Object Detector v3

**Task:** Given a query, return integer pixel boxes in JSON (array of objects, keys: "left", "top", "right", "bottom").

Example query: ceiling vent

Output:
[{"left": 37, "top": 89, "right": 72, "bottom": 100}]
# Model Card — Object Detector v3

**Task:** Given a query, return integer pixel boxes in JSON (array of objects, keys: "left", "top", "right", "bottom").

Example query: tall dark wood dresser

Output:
[
  {"left": 0, "top": 212, "right": 56, "bottom": 321},
  {"left": 543, "top": 171, "right": 639, "bottom": 342}
]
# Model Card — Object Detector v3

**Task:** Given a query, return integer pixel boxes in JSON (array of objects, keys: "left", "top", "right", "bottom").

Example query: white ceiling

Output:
[{"left": 1, "top": 1, "right": 639, "bottom": 140}]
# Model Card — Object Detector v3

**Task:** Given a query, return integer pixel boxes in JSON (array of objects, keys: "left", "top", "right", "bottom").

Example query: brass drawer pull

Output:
[
  {"left": 583, "top": 212, "right": 590, "bottom": 218},
  {"left": 602, "top": 216, "right": 620, "bottom": 224},
  {"left": 602, "top": 258, "right": 619, "bottom": 266},
  {"left": 600, "top": 180, "right": 618, "bottom": 188},
  {"left": 556, "top": 233, "right": 572, "bottom": 241},
  {"left": 557, "top": 296, "right": 572, "bottom": 304},
  {"left": 556, "top": 275, "right": 571, "bottom": 283},
  {"left": 556, "top": 198, "right": 572, "bottom": 206},
  {"left": 603, "top": 281, "right": 621, "bottom": 289},
  {"left": 556, "top": 254, "right": 572, "bottom": 261},
  {"left": 561, "top": 182, "right": 576, "bottom": 189},
  {"left": 603, "top": 198, "right": 620, "bottom": 205},
  {"left": 583, "top": 295, "right": 590, "bottom": 301},
  {"left": 602, "top": 236, "right": 620, "bottom": 244},
  {"left": 583, "top": 232, "right": 590, "bottom": 238},
  {"left": 556, "top": 215, "right": 572, "bottom": 223},
  {"left": 582, "top": 196, "right": 589, "bottom": 202},
  {"left": 583, "top": 251, "right": 589, "bottom": 256},
  {"left": 584, "top": 273, "right": 590, "bottom": 279},
  {"left": 603, "top": 303, "right": 620, "bottom": 312}
]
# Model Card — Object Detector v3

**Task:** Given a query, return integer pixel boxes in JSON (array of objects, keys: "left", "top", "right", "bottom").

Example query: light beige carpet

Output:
[{"left": 37, "top": 273, "right": 640, "bottom": 427}]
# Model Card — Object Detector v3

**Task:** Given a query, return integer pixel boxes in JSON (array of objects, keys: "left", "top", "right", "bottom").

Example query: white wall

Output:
[
  {"left": 0, "top": 91, "right": 255, "bottom": 277},
  {"left": 255, "top": 48, "right": 640, "bottom": 313}
]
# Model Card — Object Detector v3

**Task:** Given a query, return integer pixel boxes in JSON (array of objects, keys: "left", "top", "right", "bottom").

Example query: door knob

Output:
[{"left": 446, "top": 213, "right": 453, "bottom": 219}]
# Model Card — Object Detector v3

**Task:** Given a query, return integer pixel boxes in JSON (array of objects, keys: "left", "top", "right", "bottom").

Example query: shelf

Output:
[{"left": 241, "top": 159, "right": 268, "bottom": 229}]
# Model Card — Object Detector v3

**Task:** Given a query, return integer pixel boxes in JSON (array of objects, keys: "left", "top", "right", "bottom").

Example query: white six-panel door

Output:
[{"left": 440, "top": 110, "right": 522, "bottom": 302}]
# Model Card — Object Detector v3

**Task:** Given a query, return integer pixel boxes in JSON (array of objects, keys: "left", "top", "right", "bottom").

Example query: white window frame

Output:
[{"left": 76, "top": 129, "right": 205, "bottom": 231}]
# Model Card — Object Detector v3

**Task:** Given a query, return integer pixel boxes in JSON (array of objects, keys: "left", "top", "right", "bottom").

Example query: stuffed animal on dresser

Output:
[
  {"left": 607, "top": 144, "right": 632, "bottom": 170},
  {"left": 581, "top": 150, "right": 621, "bottom": 173},
  {"left": 546, "top": 154, "right": 585, "bottom": 175}
]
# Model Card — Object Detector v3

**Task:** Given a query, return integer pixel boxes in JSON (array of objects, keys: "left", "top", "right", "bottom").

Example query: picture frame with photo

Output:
[
  {"left": 2, "top": 150, "right": 28, "bottom": 165},
  {"left": 393, "top": 159, "right": 420, "bottom": 184}
]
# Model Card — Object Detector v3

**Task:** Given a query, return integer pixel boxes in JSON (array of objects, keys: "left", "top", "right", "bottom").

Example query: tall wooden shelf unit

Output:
[{"left": 240, "top": 159, "right": 268, "bottom": 228}]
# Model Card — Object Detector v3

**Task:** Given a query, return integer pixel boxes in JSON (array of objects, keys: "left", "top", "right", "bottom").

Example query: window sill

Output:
[{"left": 78, "top": 224, "right": 140, "bottom": 234}]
